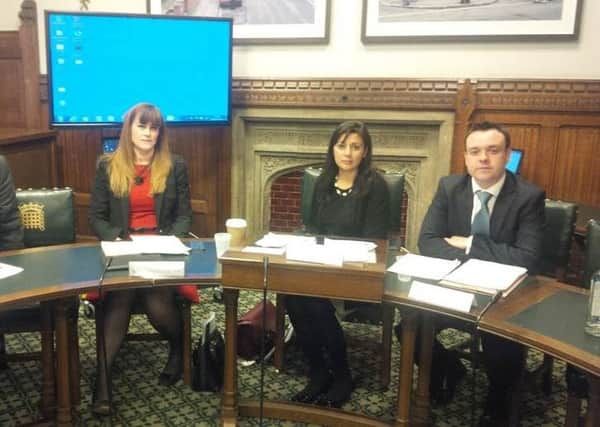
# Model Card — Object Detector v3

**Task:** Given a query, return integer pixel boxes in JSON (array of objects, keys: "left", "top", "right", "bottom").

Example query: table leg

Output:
[
  {"left": 40, "top": 302, "right": 56, "bottom": 418},
  {"left": 221, "top": 289, "right": 239, "bottom": 426},
  {"left": 585, "top": 375, "right": 600, "bottom": 427},
  {"left": 274, "top": 294, "right": 286, "bottom": 371},
  {"left": 395, "top": 308, "right": 418, "bottom": 426},
  {"left": 413, "top": 313, "right": 434, "bottom": 425},
  {"left": 54, "top": 299, "right": 72, "bottom": 426},
  {"left": 381, "top": 302, "right": 394, "bottom": 390}
]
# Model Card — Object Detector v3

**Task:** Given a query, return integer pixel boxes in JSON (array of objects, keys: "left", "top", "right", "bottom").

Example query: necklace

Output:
[
  {"left": 134, "top": 164, "right": 150, "bottom": 186},
  {"left": 334, "top": 176, "right": 353, "bottom": 197},
  {"left": 334, "top": 184, "right": 353, "bottom": 197}
]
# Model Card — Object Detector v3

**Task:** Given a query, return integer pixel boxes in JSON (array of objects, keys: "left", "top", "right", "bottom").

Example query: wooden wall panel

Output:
[
  {"left": 473, "top": 109, "right": 600, "bottom": 204},
  {"left": 0, "top": 32, "right": 26, "bottom": 128},
  {"left": 553, "top": 127, "right": 600, "bottom": 206}
]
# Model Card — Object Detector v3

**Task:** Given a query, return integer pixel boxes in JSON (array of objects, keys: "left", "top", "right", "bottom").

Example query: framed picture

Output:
[
  {"left": 150, "top": 0, "right": 330, "bottom": 44},
  {"left": 361, "top": 0, "right": 582, "bottom": 42}
]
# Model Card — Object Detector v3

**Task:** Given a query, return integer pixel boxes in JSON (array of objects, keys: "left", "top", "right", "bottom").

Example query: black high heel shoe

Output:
[
  {"left": 314, "top": 375, "right": 354, "bottom": 408},
  {"left": 92, "top": 399, "right": 113, "bottom": 416},
  {"left": 431, "top": 358, "right": 467, "bottom": 405},
  {"left": 291, "top": 372, "right": 332, "bottom": 404}
]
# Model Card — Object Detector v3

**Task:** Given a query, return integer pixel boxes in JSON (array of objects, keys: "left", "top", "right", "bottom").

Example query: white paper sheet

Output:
[
  {"left": 254, "top": 232, "right": 315, "bottom": 248},
  {"left": 241, "top": 246, "right": 286, "bottom": 256},
  {"left": 101, "top": 241, "right": 142, "bottom": 257},
  {"left": 323, "top": 238, "right": 377, "bottom": 263},
  {"left": 387, "top": 253, "right": 460, "bottom": 281},
  {"left": 408, "top": 281, "right": 474, "bottom": 313},
  {"left": 0, "top": 262, "right": 24, "bottom": 279},
  {"left": 128, "top": 261, "right": 185, "bottom": 278},
  {"left": 286, "top": 243, "right": 344, "bottom": 267},
  {"left": 129, "top": 235, "right": 191, "bottom": 255}
]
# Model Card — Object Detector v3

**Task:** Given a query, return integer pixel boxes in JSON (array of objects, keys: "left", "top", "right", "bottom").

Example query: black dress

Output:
[{"left": 286, "top": 170, "right": 389, "bottom": 405}]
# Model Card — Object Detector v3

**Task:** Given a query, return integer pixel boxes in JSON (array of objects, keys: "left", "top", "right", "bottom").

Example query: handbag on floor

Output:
[
  {"left": 192, "top": 312, "right": 224, "bottom": 392},
  {"left": 237, "top": 300, "right": 277, "bottom": 361}
]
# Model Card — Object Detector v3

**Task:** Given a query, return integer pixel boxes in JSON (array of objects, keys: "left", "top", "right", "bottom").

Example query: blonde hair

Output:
[{"left": 105, "top": 103, "right": 172, "bottom": 197}]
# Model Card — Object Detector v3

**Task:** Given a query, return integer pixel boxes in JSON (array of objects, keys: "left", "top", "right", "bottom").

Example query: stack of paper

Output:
[
  {"left": 246, "top": 233, "right": 378, "bottom": 264},
  {"left": 254, "top": 233, "right": 315, "bottom": 248},
  {"left": 286, "top": 243, "right": 344, "bottom": 267},
  {"left": 130, "top": 235, "right": 191, "bottom": 255},
  {"left": 440, "top": 258, "right": 527, "bottom": 297},
  {"left": 101, "top": 235, "right": 190, "bottom": 257},
  {"left": 323, "top": 238, "right": 377, "bottom": 263},
  {"left": 387, "top": 253, "right": 461, "bottom": 281}
]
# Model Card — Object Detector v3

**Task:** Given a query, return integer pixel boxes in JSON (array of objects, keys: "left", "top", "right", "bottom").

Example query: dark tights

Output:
[
  {"left": 285, "top": 295, "right": 352, "bottom": 401},
  {"left": 95, "top": 287, "right": 182, "bottom": 402}
]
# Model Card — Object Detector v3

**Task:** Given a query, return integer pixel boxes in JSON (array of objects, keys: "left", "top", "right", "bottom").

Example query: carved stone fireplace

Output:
[{"left": 230, "top": 108, "right": 454, "bottom": 251}]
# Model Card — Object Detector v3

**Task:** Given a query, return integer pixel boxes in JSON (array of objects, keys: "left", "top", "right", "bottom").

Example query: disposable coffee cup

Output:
[
  {"left": 226, "top": 218, "right": 247, "bottom": 247},
  {"left": 214, "top": 232, "right": 231, "bottom": 258}
]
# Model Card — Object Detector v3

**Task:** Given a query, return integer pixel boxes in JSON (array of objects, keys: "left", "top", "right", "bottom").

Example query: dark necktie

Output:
[{"left": 471, "top": 191, "right": 492, "bottom": 236}]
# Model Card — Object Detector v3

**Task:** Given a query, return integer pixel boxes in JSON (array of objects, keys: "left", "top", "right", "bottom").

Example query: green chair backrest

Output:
[
  {"left": 300, "top": 167, "right": 405, "bottom": 233},
  {"left": 583, "top": 219, "right": 600, "bottom": 289},
  {"left": 539, "top": 199, "right": 578, "bottom": 279},
  {"left": 16, "top": 187, "right": 76, "bottom": 248}
]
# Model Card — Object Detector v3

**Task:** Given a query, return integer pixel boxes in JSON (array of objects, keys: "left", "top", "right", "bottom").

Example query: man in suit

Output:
[
  {"left": 0, "top": 155, "right": 24, "bottom": 250},
  {"left": 418, "top": 121, "right": 545, "bottom": 425}
]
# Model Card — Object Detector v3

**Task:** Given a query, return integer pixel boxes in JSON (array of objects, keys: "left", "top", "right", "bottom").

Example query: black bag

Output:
[{"left": 192, "top": 321, "right": 224, "bottom": 392}]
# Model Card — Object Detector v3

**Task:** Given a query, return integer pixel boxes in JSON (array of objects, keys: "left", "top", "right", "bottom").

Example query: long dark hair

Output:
[{"left": 317, "top": 120, "right": 375, "bottom": 197}]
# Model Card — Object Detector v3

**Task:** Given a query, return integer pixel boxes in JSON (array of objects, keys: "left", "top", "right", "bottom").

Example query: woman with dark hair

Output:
[
  {"left": 88, "top": 103, "right": 195, "bottom": 415},
  {"left": 286, "top": 121, "right": 390, "bottom": 408}
]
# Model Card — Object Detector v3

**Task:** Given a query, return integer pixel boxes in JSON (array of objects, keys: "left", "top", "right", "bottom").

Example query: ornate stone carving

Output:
[
  {"left": 231, "top": 107, "right": 454, "bottom": 250},
  {"left": 19, "top": 0, "right": 37, "bottom": 23}
]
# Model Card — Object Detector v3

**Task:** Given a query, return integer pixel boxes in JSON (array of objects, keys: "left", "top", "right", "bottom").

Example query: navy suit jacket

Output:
[
  {"left": 89, "top": 154, "right": 192, "bottom": 241},
  {"left": 418, "top": 172, "right": 545, "bottom": 273}
]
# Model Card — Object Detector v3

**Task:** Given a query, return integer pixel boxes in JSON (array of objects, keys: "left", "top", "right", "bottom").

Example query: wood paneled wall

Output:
[{"left": 0, "top": 0, "right": 41, "bottom": 129}]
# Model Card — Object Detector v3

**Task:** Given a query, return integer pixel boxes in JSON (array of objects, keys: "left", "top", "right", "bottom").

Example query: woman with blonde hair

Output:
[{"left": 89, "top": 103, "right": 195, "bottom": 415}]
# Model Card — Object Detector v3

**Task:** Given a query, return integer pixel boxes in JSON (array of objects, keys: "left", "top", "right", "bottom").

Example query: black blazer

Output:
[
  {"left": 0, "top": 155, "right": 24, "bottom": 250},
  {"left": 89, "top": 155, "right": 192, "bottom": 240},
  {"left": 418, "top": 172, "right": 545, "bottom": 273}
]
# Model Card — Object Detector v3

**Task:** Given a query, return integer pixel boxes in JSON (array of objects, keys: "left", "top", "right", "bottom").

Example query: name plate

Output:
[
  {"left": 129, "top": 261, "right": 185, "bottom": 279},
  {"left": 408, "top": 281, "right": 474, "bottom": 313}
]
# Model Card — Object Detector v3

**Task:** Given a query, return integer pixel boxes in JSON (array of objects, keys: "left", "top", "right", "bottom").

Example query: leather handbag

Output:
[
  {"left": 237, "top": 300, "right": 277, "bottom": 360},
  {"left": 192, "top": 325, "right": 224, "bottom": 392}
]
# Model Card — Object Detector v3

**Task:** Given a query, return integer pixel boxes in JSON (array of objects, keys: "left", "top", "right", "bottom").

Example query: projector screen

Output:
[{"left": 45, "top": 11, "right": 232, "bottom": 127}]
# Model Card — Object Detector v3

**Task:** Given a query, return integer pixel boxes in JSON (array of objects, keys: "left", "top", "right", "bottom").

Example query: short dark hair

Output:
[{"left": 465, "top": 121, "right": 511, "bottom": 149}]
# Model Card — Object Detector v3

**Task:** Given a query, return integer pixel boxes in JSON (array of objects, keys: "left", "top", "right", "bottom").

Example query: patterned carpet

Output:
[{"left": 0, "top": 288, "right": 575, "bottom": 426}]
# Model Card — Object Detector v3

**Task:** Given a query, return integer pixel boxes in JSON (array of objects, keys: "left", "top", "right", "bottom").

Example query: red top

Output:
[{"left": 129, "top": 165, "right": 157, "bottom": 231}]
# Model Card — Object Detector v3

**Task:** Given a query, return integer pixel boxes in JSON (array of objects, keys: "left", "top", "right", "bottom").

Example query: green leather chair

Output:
[
  {"left": 565, "top": 218, "right": 600, "bottom": 426},
  {"left": 523, "top": 199, "right": 579, "bottom": 395},
  {"left": 300, "top": 167, "right": 405, "bottom": 245},
  {"left": 279, "top": 167, "right": 405, "bottom": 387},
  {"left": 0, "top": 187, "right": 80, "bottom": 416}
]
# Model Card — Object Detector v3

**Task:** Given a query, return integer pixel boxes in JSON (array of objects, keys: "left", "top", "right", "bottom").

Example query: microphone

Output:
[
  {"left": 97, "top": 256, "right": 114, "bottom": 420},
  {"left": 259, "top": 256, "right": 269, "bottom": 425}
]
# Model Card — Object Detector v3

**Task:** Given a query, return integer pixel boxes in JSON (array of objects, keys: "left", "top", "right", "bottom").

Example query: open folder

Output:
[{"left": 439, "top": 258, "right": 527, "bottom": 298}]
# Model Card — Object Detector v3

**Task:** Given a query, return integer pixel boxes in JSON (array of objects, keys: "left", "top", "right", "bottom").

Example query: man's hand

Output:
[{"left": 444, "top": 235, "right": 468, "bottom": 250}]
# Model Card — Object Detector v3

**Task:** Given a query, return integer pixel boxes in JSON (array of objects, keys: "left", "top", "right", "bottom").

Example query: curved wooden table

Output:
[
  {"left": 478, "top": 277, "right": 600, "bottom": 426},
  {"left": 0, "top": 241, "right": 221, "bottom": 426},
  {"left": 219, "top": 241, "right": 390, "bottom": 426}
]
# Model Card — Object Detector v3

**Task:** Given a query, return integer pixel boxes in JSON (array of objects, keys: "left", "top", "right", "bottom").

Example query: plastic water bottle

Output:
[{"left": 585, "top": 270, "right": 600, "bottom": 337}]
